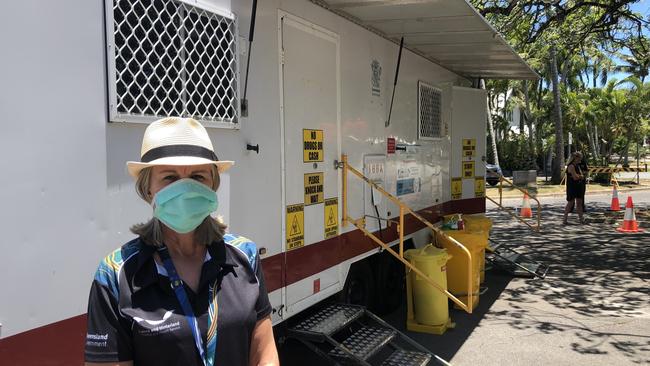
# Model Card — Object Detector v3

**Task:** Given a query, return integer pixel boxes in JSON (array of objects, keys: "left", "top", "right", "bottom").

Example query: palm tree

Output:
[{"left": 614, "top": 37, "right": 650, "bottom": 83}]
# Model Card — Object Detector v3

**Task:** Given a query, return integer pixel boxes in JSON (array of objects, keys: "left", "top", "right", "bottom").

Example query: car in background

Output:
[{"left": 486, "top": 164, "right": 502, "bottom": 186}]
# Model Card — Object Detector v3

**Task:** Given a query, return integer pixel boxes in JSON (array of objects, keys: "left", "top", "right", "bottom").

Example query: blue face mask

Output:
[{"left": 153, "top": 178, "right": 218, "bottom": 234}]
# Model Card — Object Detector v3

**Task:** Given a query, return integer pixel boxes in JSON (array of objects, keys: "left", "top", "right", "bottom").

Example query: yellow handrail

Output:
[
  {"left": 341, "top": 154, "right": 474, "bottom": 313},
  {"left": 492, "top": 175, "right": 542, "bottom": 232}
]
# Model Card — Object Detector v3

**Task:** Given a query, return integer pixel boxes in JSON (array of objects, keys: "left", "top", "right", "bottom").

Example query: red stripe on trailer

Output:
[
  {"left": 260, "top": 252, "right": 284, "bottom": 293},
  {"left": 261, "top": 197, "right": 485, "bottom": 291},
  {"left": 0, "top": 314, "right": 86, "bottom": 365}
]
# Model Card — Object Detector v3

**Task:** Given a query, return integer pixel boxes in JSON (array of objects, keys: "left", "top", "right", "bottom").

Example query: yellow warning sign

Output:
[
  {"left": 462, "top": 138, "right": 476, "bottom": 158},
  {"left": 462, "top": 161, "right": 475, "bottom": 178},
  {"left": 286, "top": 204, "right": 304, "bottom": 250},
  {"left": 475, "top": 176, "right": 485, "bottom": 198},
  {"left": 324, "top": 198, "right": 338, "bottom": 239},
  {"left": 451, "top": 177, "right": 462, "bottom": 200},
  {"left": 303, "top": 129, "right": 324, "bottom": 162},
  {"left": 304, "top": 172, "right": 324, "bottom": 205}
]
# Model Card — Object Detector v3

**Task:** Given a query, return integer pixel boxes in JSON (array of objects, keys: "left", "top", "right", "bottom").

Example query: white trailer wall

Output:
[{"left": 0, "top": 0, "right": 474, "bottom": 343}]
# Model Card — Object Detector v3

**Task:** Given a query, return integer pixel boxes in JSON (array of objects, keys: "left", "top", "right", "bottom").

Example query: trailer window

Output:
[
  {"left": 107, "top": 0, "right": 239, "bottom": 126},
  {"left": 417, "top": 81, "right": 442, "bottom": 139}
]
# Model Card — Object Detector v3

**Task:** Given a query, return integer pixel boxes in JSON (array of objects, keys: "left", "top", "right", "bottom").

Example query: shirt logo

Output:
[
  {"left": 86, "top": 333, "right": 109, "bottom": 348},
  {"left": 134, "top": 310, "right": 174, "bottom": 326}
]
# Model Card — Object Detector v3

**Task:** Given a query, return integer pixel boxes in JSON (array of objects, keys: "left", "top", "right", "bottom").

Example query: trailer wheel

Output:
[
  {"left": 339, "top": 261, "right": 374, "bottom": 309},
  {"left": 373, "top": 250, "right": 405, "bottom": 315}
]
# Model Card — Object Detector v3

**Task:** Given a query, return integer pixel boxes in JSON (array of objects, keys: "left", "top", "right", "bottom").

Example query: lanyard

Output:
[{"left": 158, "top": 246, "right": 218, "bottom": 366}]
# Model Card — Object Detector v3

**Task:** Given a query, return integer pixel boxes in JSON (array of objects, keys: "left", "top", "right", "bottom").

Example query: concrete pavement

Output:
[{"left": 446, "top": 193, "right": 650, "bottom": 365}]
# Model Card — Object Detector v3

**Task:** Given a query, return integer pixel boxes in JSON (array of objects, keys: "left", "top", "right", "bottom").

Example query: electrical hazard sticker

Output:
[
  {"left": 324, "top": 198, "right": 338, "bottom": 239},
  {"left": 286, "top": 204, "right": 304, "bottom": 251},
  {"left": 475, "top": 176, "right": 485, "bottom": 198},
  {"left": 462, "top": 138, "right": 476, "bottom": 158},
  {"left": 462, "top": 161, "right": 475, "bottom": 178},
  {"left": 303, "top": 129, "right": 324, "bottom": 162},
  {"left": 304, "top": 172, "right": 324, "bottom": 205},
  {"left": 451, "top": 177, "right": 462, "bottom": 200}
]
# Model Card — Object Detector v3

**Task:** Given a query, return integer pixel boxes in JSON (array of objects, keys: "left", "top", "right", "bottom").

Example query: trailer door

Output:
[{"left": 279, "top": 13, "right": 341, "bottom": 314}]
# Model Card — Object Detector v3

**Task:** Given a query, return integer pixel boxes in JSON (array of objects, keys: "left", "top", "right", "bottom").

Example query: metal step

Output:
[
  {"left": 289, "top": 304, "right": 364, "bottom": 340},
  {"left": 381, "top": 349, "right": 431, "bottom": 366},
  {"left": 488, "top": 239, "right": 548, "bottom": 279},
  {"left": 329, "top": 326, "right": 396, "bottom": 361}
]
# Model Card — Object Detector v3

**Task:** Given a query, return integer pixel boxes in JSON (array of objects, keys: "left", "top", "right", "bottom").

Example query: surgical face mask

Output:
[{"left": 152, "top": 178, "right": 218, "bottom": 234}]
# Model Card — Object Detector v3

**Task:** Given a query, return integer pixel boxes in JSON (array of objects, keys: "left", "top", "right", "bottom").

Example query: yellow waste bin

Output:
[
  {"left": 462, "top": 214, "right": 493, "bottom": 283},
  {"left": 435, "top": 229, "right": 487, "bottom": 311},
  {"left": 463, "top": 214, "right": 493, "bottom": 234},
  {"left": 404, "top": 245, "right": 453, "bottom": 334}
]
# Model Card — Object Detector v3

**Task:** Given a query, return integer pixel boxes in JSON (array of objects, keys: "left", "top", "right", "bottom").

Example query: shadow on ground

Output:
[{"left": 479, "top": 201, "right": 650, "bottom": 364}]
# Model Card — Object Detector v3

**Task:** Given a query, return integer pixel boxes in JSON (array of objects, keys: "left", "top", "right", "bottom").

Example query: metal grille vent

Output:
[
  {"left": 418, "top": 81, "right": 442, "bottom": 139},
  {"left": 108, "top": 0, "right": 238, "bottom": 124}
]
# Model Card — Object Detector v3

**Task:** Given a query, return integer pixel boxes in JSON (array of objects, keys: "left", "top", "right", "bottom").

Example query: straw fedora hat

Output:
[{"left": 126, "top": 117, "right": 234, "bottom": 178}]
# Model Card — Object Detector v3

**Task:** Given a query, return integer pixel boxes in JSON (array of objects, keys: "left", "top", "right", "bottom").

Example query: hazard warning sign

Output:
[
  {"left": 286, "top": 204, "right": 304, "bottom": 250},
  {"left": 304, "top": 172, "right": 324, "bottom": 205},
  {"left": 451, "top": 177, "right": 462, "bottom": 200},
  {"left": 303, "top": 129, "right": 323, "bottom": 162},
  {"left": 475, "top": 176, "right": 485, "bottom": 198},
  {"left": 324, "top": 198, "right": 338, "bottom": 239}
]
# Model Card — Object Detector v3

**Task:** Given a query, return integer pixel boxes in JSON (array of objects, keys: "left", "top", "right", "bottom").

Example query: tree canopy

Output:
[{"left": 471, "top": 0, "right": 650, "bottom": 182}]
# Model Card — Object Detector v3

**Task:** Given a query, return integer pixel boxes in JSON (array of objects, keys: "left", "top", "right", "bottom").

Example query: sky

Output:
[{"left": 593, "top": 0, "right": 650, "bottom": 87}]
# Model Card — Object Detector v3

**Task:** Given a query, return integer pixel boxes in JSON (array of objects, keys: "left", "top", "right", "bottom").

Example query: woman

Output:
[
  {"left": 563, "top": 151, "right": 586, "bottom": 225},
  {"left": 85, "top": 117, "right": 279, "bottom": 366}
]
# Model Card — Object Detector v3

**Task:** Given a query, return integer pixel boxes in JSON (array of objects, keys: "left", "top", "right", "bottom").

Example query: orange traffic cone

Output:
[
  {"left": 520, "top": 193, "right": 533, "bottom": 218},
  {"left": 616, "top": 196, "right": 643, "bottom": 233},
  {"left": 608, "top": 185, "right": 621, "bottom": 211}
]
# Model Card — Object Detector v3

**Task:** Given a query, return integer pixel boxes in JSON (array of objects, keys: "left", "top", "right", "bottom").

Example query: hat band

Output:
[{"left": 141, "top": 144, "right": 218, "bottom": 163}]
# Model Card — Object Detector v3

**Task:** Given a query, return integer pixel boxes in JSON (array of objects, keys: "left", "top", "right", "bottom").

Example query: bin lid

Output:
[
  {"left": 440, "top": 229, "right": 488, "bottom": 250},
  {"left": 405, "top": 245, "right": 450, "bottom": 262}
]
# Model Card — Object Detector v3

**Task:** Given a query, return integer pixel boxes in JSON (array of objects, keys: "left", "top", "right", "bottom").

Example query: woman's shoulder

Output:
[
  {"left": 222, "top": 233, "right": 258, "bottom": 271},
  {"left": 93, "top": 238, "right": 144, "bottom": 294},
  {"left": 98, "top": 238, "right": 144, "bottom": 268}
]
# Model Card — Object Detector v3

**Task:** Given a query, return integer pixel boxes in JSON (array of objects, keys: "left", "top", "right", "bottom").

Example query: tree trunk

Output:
[
  {"left": 523, "top": 80, "right": 536, "bottom": 169},
  {"left": 592, "top": 68, "right": 597, "bottom": 88},
  {"left": 585, "top": 120, "right": 599, "bottom": 160},
  {"left": 594, "top": 124, "right": 600, "bottom": 157},
  {"left": 550, "top": 46, "right": 565, "bottom": 184},
  {"left": 482, "top": 79, "right": 500, "bottom": 166}
]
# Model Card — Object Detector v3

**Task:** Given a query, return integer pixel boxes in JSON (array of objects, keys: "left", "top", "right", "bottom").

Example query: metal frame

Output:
[
  {"left": 417, "top": 81, "right": 444, "bottom": 140},
  {"left": 560, "top": 166, "right": 649, "bottom": 187},
  {"left": 104, "top": 0, "right": 241, "bottom": 128},
  {"left": 487, "top": 175, "right": 542, "bottom": 232},
  {"left": 341, "top": 154, "right": 474, "bottom": 314},
  {"left": 487, "top": 239, "right": 549, "bottom": 279}
]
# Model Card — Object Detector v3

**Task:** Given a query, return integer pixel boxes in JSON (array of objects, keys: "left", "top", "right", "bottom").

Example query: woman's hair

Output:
[
  {"left": 130, "top": 165, "right": 227, "bottom": 246},
  {"left": 567, "top": 151, "right": 583, "bottom": 166}
]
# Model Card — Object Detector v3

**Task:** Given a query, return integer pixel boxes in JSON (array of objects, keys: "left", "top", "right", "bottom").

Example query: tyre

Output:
[
  {"left": 339, "top": 261, "right": 374, "bottom": 309},
  {"left": 372, "top": 250, "right": 405, "bottom": 315},
  {"left": 487, "top": 179, "right": 499, "bottom": 186}
]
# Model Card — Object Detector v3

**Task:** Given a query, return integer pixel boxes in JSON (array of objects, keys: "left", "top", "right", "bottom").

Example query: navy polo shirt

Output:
[{"left": 85, "top": 234, "right": 272, "bottom": 365}]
